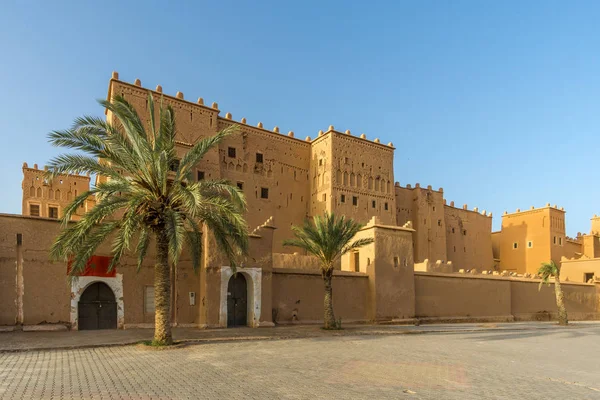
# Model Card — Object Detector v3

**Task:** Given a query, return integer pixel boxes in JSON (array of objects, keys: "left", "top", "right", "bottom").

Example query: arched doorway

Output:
[
  {"left": 78, "top": 282, "right": 117, "bottom": 330},
  {"left": 227, "top": 274, "right": 247, "bottom": 327}
]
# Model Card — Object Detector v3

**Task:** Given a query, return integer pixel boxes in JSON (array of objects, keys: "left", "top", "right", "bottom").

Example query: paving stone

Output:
[{"left": 1, "top": 325, "right": 600, "bottom": 399}]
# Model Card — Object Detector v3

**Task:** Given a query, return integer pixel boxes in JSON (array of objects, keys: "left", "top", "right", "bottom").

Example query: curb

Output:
[{"left": 0, "top": 323, "right": 588, "bottom": 353}]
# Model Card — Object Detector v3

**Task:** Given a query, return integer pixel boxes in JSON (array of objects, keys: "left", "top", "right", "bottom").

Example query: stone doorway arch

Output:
[
  {"left": 219, "top": 267, "right": 262, "bottom": 328},
  {"left": 70, "top": 275, "right": 124, "bottom": 330}
]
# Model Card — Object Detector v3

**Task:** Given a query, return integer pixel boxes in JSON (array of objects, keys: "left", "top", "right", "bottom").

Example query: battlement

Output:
[
  {"left": 393, "top": 182, "right": 444, "bottom": 193},
  {"left": 22, "top": 162, "right": 91, "bottom": 180},
  {"left": 442, "top": 199, "right": 492, "bottom": 218},
  {"left": 109, "top": 72, "right": 397, "bottom": 150},
  {"left": 309, "top": 125, "right": 396, "bottom": 150},
  {"left": 502, "top": 203, "right": 565, "bottom": 218}
]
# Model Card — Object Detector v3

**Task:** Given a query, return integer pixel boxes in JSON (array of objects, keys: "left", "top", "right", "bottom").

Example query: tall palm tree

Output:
[
  {"left": 538, "top": 260, "right": 568, "bottom": 326},
  {"left": 283, "top": 213, "right": 373, "bottom": 329},
  {"left": 47, "top": 93, "right": 248, "bottom": 345}
]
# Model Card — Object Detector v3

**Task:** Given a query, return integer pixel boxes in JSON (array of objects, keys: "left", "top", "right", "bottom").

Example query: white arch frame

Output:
[
  {"left": 70, "top": 274, "right": 124, "bottom": 330},
  {"left": 219, "top": 267, "right": 262, "bottom": 328}
]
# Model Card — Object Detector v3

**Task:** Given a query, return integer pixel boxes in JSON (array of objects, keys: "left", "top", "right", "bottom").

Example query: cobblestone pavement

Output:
[{"left": 1, "top": 325, "right": 599, "bottom": 399}]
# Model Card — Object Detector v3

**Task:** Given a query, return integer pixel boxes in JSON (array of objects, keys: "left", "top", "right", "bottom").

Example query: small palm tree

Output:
[
  {"left": 47, "top": 93, "right": 248, "bottom": 345},
  {"left": 283, "top": 213, "right": 373, "bottom": 329},
  {"left": 538, "top": 260, "right": 568, "bottom": 326}
]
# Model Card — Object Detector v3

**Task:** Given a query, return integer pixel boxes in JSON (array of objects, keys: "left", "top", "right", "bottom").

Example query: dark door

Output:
[
  {"left": 78, "top": 282, "right": 117, "bottom": 330},
  {"left": 227, "top": 274, "right": 247, "bottom": 327}
]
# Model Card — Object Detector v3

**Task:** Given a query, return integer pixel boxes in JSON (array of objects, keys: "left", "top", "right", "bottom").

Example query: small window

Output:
[
  {"left": 260, "top": 187, "right": 269, "bottom": 199},
  {"left": 352, "top": 196, "right": 358, "bottom": 206},
  {"left": 464, "top": 247, "right": 466, "bottom": 252},
  {"left": 553, "top": 236, "right": 557, "bottom": 244},
  {"left": 437, "top": 219, "right": 442, "bottom": 227},
  {"left": 463, "top": 230, "right": 467, "bottom": 236},
  {"left": 228, "top": 147, "right": 236, "bottom": 158},
  {"left": 29, "top": 204, "right": 40, "bottom": 217},
  {"left": 344, "top": 157, "right": 349, "bottom": 164},
  {"left": 453, "top": 246, "right": 456, "bottom": 252},
  {"left": 340, "top": 194, "right": 346, "bottom": 203},
  {"left": 527, "top": 241, "right": 533, "bottom": 248},
  {"left": 372, "top": 200, "right": 376, "bottom": 208},
  {"left": 197, "top": 171, "right": 205, "bottom": 181},
  {"left": 169, "top": 159, "right": 180, "bottom": 172},
  {"left": 452, "top": 227, "right": 455, "bottom": 233},
  {"left": 513, "top": 242, "right": 518, "bottom": 249},
  {"left": 144, "top": 286, "right": 155, "bottom": 314},
  {"left": 584, "top": 272, "right": 594, "bottom": 282},
  {"left": 559, "top": 237, "right": 563, "bottom": 246},
  {"left": 384, "top": 202, "right": 388, "bottom": 211},
  {"left": 236, "top": 182, "right": 243, "bottom": 190},
  {"left": 322, "top": 193, "right": 326, "bottom": 202},
  {"left": 319, "top": 159, "right": 323, "bottom": 166},
  {"left": 256, "top": 153, "right": 263, "bottom": 163},
  {"left": 433, "top": 206, "right": 436, "bottom": 212},
  {"left": 48, "top": 207, "right": 58, "bottom": 219},
  {"left": 393, "top": 257, "right": 399, "bottom": 268}
]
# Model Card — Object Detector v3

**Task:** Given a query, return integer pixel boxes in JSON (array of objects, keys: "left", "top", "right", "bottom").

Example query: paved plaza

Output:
[{"left": 1, "top": 324, "right": 599, "bottom": 399}]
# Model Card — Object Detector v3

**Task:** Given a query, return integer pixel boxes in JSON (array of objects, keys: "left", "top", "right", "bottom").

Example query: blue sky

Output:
[{"left": 1, "top": 1, "right": 599, "bottom": 234}]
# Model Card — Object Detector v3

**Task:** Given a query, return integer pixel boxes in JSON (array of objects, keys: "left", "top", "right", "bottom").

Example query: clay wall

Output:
[
  {"left": 309, "top": 133, "right": 333, "bottom": 217},
  {"left": 415, "top": 272, "right": 599, "bottom": 321},
  {"left": 444, "top": 204, "right": 494, "bottom": 271},
  {"left": 328, "top": 130, "right": 396, "bottom": 226},
  {"left": 499, "top": 206, "right": 561, "bottom": 274},
  {"left": 415, "top": 273, "right": 511, "bottom": 319},
  {"left": 395, "top": 185, "right": 446, "bottom": 263},
  {"left": 271, "top": 269, "right": 369, "bottom": 324},
  {"left": 582, "top": 234, "right": 600, "bottom": 259},
  {"left": 561, "top": 257, "right": 600, "bottom": 283},
  {"left": 21, "top": 164, "right": 91, "bottom": 220},
  {"left": 217, "top": 118, "right": 311, "bottom": 253}
]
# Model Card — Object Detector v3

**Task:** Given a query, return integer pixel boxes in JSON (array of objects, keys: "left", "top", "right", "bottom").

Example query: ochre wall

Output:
[
  {"left": 21, "top": 165, "right": 92, "bottom": 220},
  {"left": 561, "top": 258, "right": 600, "bottom": 283},
  {"left": 415, "top": 273, "right": 511, "bottom": 318},
  {"left": 271, "top": 269, "right": 369, "bottom": 324},
  {"left": 415, "top": 272, "right": 600, "bottom": 320},
  {"left": 329, "top": 131, "right": 396, "bottom": 226},
  {"left": 444, "top": 205, "right": 494, "bottom": 271},
  {"left": 511, "top": 280, "right": 598, "bottom": 320}
]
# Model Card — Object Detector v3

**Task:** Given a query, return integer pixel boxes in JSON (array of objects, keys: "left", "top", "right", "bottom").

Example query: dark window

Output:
[
  {"left": 256, "top": 153, "right": 263, "bottom": 163},
  {"left": 237, "top": 182, "right": 243, "bottom": 190},
  {"left": 319, "top": 159, "right": 323, "bottom": 166},
  {"left": 513, "top": 242, "right": 518, "bottom": 249},
  {"left": 452, "top": 227, "right": 455, "bottom": 233},
  {"left": 584, "top": 272, "right": 594, "bottom": 282},
  {"left": 372, "top": 200, "right": 376, "bottom": 208},
  {"left": 260, "top": 187, "right": 269, "bottom": 199},
  {"left": 340, "top": 194, "right": 346, "bottom": 203},
  {"left": 438, "top": 219, "right": 442, "bottom": 226},
  {"left": 384, "top": 202, "right": 388, "bottom": 211},
  {"left": 29, "top": 204, "right": 40, "bottom": 216},
  {"left": 228, "top": 147, "right": 236, "bottom": 158},
  {"left": 49, "top": 207, "right": 58, "bottom": 219},
  {"left": 463, "top": 230, "right": 467, "bottom": 236},
  {"left": 352, "top": 196, "right": 358, "bottom": 206},
  {"left": 169, "top": 159, "right": 180, "bottom": 172},
  {"left": 197, "top": 171, "right": 205, "bottom": 181},
  {"left": 559, "top": 237, "right": 563, "bottom": 246}
]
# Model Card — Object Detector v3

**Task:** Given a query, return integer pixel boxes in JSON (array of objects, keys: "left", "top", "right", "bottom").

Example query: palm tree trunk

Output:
[
  {"left": 554, "top": 277, "right": 568, "bottom": 326},
  {"left": 323, "top": 270, "right": 336, "bottom": 329},
  {"left": 154, "top": 229, "right": 173, "bottom": 345}
]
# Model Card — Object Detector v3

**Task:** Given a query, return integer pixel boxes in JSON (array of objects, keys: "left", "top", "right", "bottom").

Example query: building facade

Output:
[{"left": 2, "top": 72, "right": 599, "bottom": 331}]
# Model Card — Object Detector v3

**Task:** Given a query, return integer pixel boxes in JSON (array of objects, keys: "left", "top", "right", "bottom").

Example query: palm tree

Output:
[
  {"left": 47, "top": 93, "right": 248, "bottom": 345},
  {"left": 538, "top": 260, "right": 568, "bottom": 326},
  {"left": 283, "top": 213, "right": 373, "bottom": 329}
]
